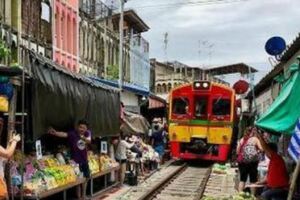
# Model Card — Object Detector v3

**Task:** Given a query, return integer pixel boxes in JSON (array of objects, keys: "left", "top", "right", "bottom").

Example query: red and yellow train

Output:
[{"left": 168, "top": 81, "right": 237, "bottom": 162}]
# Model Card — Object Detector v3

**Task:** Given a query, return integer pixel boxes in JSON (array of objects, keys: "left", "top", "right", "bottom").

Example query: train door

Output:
[{"left": 190, "top": 95, "right": 209, "bottom": 139}]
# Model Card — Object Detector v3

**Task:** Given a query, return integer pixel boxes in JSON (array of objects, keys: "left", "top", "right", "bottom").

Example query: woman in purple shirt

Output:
[{"left": 48, "top": 119, "right": 91, "bottom": 200}]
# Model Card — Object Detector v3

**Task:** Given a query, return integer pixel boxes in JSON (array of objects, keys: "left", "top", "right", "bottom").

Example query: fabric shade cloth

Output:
[
  {"left": 120, "top": 111, "right": 150, "bottom": 135},
  {"left": 28, "top": 51, "right": 120, "bottom": 139},
  {"left": 255, "top": 62, "right": 300, "bottom": 135}
]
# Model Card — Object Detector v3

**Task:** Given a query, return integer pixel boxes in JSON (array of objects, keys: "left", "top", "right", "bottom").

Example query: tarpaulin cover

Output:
[
  {"left": 120, "top": 111, "right": 150, "bottom": 135},
  {"left": 255, "top": 62, "right": 300, "bottom": 135},
  {"left": 28, "top": 52, "right": 120, "bottom": 139}
]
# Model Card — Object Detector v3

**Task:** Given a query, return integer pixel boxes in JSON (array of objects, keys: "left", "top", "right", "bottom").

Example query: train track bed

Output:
[
  {"left": 112, "top": 163, "right": 185, "bottom": 200},
  {"left": 151, "top": 166, "right": 211, "bottom": 200},
  {"left": 203, "top": 167, "right": 237, "bottom": 199},
  {"left": 114, "top": 163, "right": 211, "bottom": 200}
]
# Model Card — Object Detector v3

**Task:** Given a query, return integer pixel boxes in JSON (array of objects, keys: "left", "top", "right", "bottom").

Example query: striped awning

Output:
[{"left": 149, "top": 97, "right": 165, "bottom": 109}]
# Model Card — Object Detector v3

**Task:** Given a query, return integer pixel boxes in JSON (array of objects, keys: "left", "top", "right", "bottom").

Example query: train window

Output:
[
  {"left": 212, "top": 98, "right": 231, "bottom": 115},
  {"left": 194, "top": 97, "right": 208, "bottom": 118},
  {"left": 172, "top": 98, "right": 189, "bottom": 115}
]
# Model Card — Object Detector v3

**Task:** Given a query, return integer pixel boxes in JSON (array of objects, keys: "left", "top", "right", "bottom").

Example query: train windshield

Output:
[
  {"left": 194, "top": 96, "right": 208, "bottom": 118},
  {"left": 212, "top": 98, "right": 231, "bottom": 115},
  {"left": 172, "top": 97, "right": 189, "bottom": 115}
]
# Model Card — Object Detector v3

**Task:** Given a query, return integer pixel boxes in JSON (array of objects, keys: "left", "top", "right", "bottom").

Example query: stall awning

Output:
[
  {"left": 255, "top": 62, "right": 300, "bottom": 135},
  {"left": 89, "top": 77, "right": 150, "bottom": 97},
  {"left": 120, "top": 111, "right": 150, "bottom": 135},
  {"left": 148, "top": 94, "right": 166, "bottom": 109},
  {"left": 28, "top": 51, "right": 121, "bottom": 139}
]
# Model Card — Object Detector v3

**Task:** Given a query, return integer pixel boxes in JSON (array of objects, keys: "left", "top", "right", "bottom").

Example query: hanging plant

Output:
[{"left": 0, "top": 39, "right": 11, "bottom": 60}]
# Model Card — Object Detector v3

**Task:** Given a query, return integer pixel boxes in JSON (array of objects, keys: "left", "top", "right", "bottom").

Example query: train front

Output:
[{"left": 168, "top": 81, "right": 236, "bottom": 162}]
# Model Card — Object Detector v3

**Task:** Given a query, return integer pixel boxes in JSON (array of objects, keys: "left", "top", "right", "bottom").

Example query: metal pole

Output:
[
  {"left": 118, "top": 0, "right": 124, "bottom": 89},
  {"left": 248, "top": 67, "right": 257, "bottom": 119},
  {"left": 104, "top": 18, "right": 108, "bottom": 78}
]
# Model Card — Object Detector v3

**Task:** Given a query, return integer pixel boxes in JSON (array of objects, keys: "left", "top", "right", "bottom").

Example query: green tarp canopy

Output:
[{"left": 255, "top": 62, "right": 300, "bottom": 135}]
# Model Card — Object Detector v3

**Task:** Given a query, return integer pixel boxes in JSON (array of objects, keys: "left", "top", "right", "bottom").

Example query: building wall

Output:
[
  {"left": 121, "top": 90, "right": 140, "bottom": 113},
  {"left": 254, "top": 49, "right": 300, "bottom": 115},
  {"left": 53, "top": 0, "right": 79, "bottom": 72},
  {"left": 130, "top": 35, "right": 150, "bottom": 90},
  {"left": 254, "top": 89, "right": 272, "bottom": 116},
  {"left": 21, "top": 0, "right": 52, "bottom": 60},
  {"left": 78, "top": 17, "right": 131, "bottom": 78}
]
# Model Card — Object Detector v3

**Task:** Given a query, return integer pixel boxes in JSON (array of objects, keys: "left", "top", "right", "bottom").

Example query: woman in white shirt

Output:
[{"left": 112, "top": 136, "right": 133, "bottom": 185}]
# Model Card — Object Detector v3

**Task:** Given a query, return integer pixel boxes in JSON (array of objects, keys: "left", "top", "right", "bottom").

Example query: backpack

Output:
[{"left": 241, "top": 142, "right": 259, "bottom": 163}]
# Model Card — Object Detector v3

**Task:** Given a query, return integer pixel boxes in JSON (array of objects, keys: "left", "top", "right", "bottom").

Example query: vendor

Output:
[
  {"left": 254, "top": 131, "right": 289, "bottom": 200},
  {"left": 112, "top": 133, "right": 133, "bottom": 186},
  {"left": 48, "top": 119, "right": 91, "bottom": 200}
]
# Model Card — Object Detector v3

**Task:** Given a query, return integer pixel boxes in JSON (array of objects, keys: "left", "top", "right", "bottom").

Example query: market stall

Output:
[{"left": 0, "top": 50, "right": 122, "bottom": 199}]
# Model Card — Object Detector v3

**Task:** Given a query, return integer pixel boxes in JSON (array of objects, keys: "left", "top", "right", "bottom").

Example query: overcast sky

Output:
[{"left": 124, "top": 0, "right": 300, "bottom": 84}]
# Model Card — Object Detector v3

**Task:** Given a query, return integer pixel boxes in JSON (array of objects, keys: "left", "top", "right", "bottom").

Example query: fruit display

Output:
[
  {"left": 88, "top": 152, "right": 100, "bottom": 174},
  {"left": 99, "top": 154, "right": 119, "bottom": 171},
  {"left": 10, "top": 146, "right": 119, "bottom": 196}
]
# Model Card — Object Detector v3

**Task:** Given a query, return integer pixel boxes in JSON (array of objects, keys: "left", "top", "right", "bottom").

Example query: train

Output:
[{"left": 168, "top": 81, "right": 237, "bottom": 162}]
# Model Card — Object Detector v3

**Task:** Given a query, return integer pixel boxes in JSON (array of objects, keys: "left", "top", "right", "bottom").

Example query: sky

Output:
[{"left": 122, "top": 0, "right": 300, "bottom": 84}]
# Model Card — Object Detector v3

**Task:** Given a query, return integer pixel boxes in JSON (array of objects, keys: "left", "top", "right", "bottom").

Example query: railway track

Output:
[{"left": 115, "top": 162, "right": 211, "bottom": 200}]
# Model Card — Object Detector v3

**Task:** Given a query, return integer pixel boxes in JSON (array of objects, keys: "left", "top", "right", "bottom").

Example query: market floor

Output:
[{"left": 92, "top": 185, "right": 131, "bottom": 200}]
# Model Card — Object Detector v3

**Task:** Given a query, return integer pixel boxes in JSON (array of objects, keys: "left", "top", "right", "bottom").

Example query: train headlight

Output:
[
  {"left": 195, "top": 82, "right": 201, "bottom": 88},
  {"left": 193, "top": 81, "right": 210, "bottom": 90},
  {"left": 202, "top": 82, "right": 209, "bottom": 88}
]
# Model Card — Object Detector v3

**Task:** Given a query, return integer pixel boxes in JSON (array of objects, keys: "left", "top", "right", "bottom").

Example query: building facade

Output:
[
  {"left": 53, "top": 0, "right": 79, "bottom": 72},
  {"left": 21, "top": 0, "right": 52, "bottom": 60},
  {"left": 151, "top": 59, "right": 229, "bottom": 100}
]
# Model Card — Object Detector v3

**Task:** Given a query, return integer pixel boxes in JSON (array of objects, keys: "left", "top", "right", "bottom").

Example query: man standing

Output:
[
  {"left": 255, "top": 131, "right": 289, "bottom": 200},
  {"left": 48, "top": 119, "right": 91, "bottom": 200},
  {"left": 151, "top": 123, "right": 165, "bottom": 162}
]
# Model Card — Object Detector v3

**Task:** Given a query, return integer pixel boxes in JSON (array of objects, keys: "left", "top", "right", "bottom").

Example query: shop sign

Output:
[
  {"left": 36, "top": 140, "right": 42, "bottom": 160},
  {"left": 101, "top": 141, "right": 108, "bottom": 154}
]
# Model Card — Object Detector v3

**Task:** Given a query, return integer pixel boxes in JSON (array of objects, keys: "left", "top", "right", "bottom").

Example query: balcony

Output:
[{"left": 79, "top": 0, "right": 112, "bottom": 20}]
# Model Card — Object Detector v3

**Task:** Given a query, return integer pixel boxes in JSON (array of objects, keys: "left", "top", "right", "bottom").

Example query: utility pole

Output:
[
  {"left": 118, "top": 0, "right": 125, "bottom": 89},
  {"left": 104, "top": 17, "right": 108, "bottom": 78}
]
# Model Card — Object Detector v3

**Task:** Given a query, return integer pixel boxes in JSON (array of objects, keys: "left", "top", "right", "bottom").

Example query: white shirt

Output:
[{"left": 115, "top": 140, "right": 132, "bottom": 160}]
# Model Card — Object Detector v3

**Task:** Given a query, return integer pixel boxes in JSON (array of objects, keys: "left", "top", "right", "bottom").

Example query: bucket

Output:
[{"left": 127, "top": 171, "right": 137, "bottom": 186}]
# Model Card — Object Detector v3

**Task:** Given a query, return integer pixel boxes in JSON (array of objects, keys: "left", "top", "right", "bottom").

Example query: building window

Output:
[
  {"left": 73, "top": 18, "right": 77, "bottom": 55},
  {"left": 162, "top": 83, "right": 167, "bottom": 93},
  {"left": 156, "top": 84, "right": 162, "bottom": 93},
  {"left": 55, "top": 7, "right": 60, "bottom": 48},
  {"left": 168, "top": 83, "right": 172, "bottom": 92},
  {"left": 61, "top": 11, "right": 65, "bottom": 51}
]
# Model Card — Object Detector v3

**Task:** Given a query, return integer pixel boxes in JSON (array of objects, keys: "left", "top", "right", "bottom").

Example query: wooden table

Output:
[
  {"left": 22, "top": 178, "right": 86, "bottom": 200},
  {"left": 89, "top": 166, "right": 120, "bottom": 197}
]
